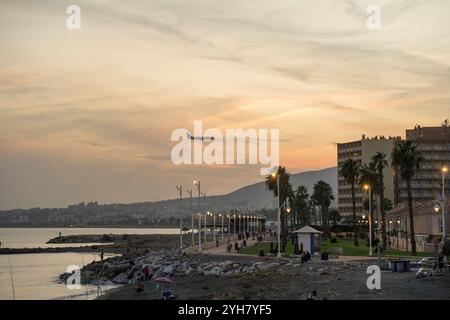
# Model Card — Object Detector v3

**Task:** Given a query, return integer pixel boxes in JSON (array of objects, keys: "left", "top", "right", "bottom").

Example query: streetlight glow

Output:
[{"left": 434, "top": 203, "right": 441, "bottom": 213}]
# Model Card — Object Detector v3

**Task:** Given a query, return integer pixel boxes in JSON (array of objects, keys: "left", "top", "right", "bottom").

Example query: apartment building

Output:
[
  {"left": 395, "top": 125, "right": 450, "bottom": 204},
  {"left": 337, "top": 135, "right": 399, "bottom": 216}
]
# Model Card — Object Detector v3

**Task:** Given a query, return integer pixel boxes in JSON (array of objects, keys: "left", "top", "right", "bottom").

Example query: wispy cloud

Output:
[{"left": 1, "top": 0, "right": 450, "bottom": 208}]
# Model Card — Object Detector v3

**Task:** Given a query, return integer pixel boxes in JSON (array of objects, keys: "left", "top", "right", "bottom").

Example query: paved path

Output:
[
  {"left": 184, "top": 237, "right": 388, "bottom": 263},
  {"left": 184, "top": 236, "right": 260, "bottom": 256}
]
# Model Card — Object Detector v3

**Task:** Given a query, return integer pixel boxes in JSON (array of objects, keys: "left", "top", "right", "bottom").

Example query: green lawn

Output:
[
  {"left": 240, "top": 239, "right": 431, "bottom": 258},
  {"left": 240, "top": 241, "right": 295, "bottom": 257}
]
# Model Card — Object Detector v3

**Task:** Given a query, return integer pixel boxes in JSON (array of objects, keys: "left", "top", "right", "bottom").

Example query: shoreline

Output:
[
  {"left": 0, "top": 226, "right": 181, "bottom": 229},
  {"left": 0, "top": 234, "right": 181, "bottom": 255}
]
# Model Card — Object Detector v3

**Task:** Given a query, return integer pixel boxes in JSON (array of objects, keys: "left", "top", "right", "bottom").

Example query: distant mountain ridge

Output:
[
  {"left": 226, "top": 167, "right": 337, "bottom": 210},
  {"left": 0, "top": 167, "right": 337, "bottom": 226}
]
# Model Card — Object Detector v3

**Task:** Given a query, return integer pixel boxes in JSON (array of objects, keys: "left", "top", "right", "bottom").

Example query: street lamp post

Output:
[
  {"left": 220, "top": 214, "right": 224, "bottom": 239},
  {"left": 363, "top": 184, "right": 373, "bottom": 256},
  {"left": 233, "top": 214, "right": 236, "bottom": 238},
  {"left": 187, "top": 189, "right": 195, "bottom": 248},
  {"left": 271, "top": 172, "right": 282, "bottom": 258},
  {"left": 239, "top": 215, "right": 242, "bottom": 235},
  {"left": 213, "top": 212, "right": 216, "bottom": 241},
  {"left": 434, "top": 166, "right": 448, "bottom": 245},
  {"left": 194, "top": 180, "right": 201, "bottom": 246},
  {"left": 176, "top": 186, "right": 183, "bottom": 252},
  {"left": 204, "top": 212, "right": 208, "bottom": 242},
  {"left": 198, "top": 213, "right": 202, "bottom": 252},
  {"left": 441, "top": 166, "right": 447, "bottom": 243}
]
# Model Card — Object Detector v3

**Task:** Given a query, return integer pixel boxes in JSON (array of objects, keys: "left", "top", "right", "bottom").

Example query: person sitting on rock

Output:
[
  {"left": 143, "top": 266, "right": 150, "bottom": 280},
  {"left": 305, "top": 251, "right": 311, "bottom": 262}
]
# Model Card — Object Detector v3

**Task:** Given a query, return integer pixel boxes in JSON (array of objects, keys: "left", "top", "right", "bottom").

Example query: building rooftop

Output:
[
  {"left": 407, "top": 124, "right": 450, "bottom": 142},
  {"left": 386, "top": 199, "right": 450, "bottom": 218}
]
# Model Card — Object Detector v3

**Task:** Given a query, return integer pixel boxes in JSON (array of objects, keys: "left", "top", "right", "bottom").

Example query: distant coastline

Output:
[{"left": 0, "top": 225, "right": 180, "bottom": 229}]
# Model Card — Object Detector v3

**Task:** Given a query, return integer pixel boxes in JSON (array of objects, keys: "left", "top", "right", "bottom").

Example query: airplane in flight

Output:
[{"left": 186, "top": 132, "right": 216, "bottom": 141}]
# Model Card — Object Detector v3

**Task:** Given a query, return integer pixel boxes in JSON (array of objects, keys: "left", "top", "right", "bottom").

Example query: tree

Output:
[
  {"left": 265, "top": 166, "right": 292, "bottom": 240},
  {"left": 372, "top": 152, "right": 389, "bottom": 250},
  {"left": 328, "top": 209, "right": 341, "bottom": 238},
  {"left": 383, "top": 198, "right": 393, "bottom": 211},
  {"left": 339, "top": 159, "right": 361, "bottom": 246},
  {"left": 391, "top": 141, "right": 423, "bottom": 256},
  {"left": 359, "top": 161, "right": 378, "bottom": 245},
  {"left": 290, "top": 185, "right": 310, "bottom": 226},
  {"left": 308, "top": 199, "right": 318, "bottom": 225},
  {"left": 311, "top": 180, "right": 334, "bottom": 239}
]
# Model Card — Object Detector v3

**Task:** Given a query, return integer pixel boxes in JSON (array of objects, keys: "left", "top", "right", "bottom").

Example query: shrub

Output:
[
  {"left": 259, "top": 248, "right": 265, "bottom": 257},
  {"left": 330, "top": 238, "right": 338, "bottom": 243}
]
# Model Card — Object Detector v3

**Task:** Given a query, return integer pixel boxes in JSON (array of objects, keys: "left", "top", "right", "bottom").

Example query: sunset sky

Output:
[{"left": 1, "top": 0, "right": 450, "bottom": 209}]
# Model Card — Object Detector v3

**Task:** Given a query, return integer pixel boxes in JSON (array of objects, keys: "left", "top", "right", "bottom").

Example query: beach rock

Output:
[
  {"left": 269, "top": 262, "right": 280, "bottom": 268},
  {"left": 162, "top": 265, "right": 174, "bottom": 275},
  {"left": 219, "top": 260, "right": 234, "bottom": 268},
  {"left": 204, "top": 267, "right": 222, "bottom": 276},
  {"left": 112, "top": 273, "right": 129, "bottom": 284},
  {"left": 185, "top": 267, "right": 194, "bottom": 276},
  {"left": 258, "top": 264, "right": 272, "bottom": 271}
]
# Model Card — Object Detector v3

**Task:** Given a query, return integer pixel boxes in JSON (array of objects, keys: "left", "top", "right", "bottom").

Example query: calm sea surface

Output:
[{"left": 0, "top": 228, "right": 179, "bottom": 300}]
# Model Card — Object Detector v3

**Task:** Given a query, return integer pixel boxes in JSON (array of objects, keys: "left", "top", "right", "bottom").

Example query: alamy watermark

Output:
[
  {"left": 366, "top": 265, "right": 381, "bottom": 290},
  {"left": 366, "top": 5, "right": 381, "bottom": 30},
  {"left": 170, "top": 121, "right": 279, "bottom": 175},
  {"left": 66, "top": 5, "right": 81, "bottom": 30},
  {"left": 66, "top": 265, "right": 81, "bottom": 289}
]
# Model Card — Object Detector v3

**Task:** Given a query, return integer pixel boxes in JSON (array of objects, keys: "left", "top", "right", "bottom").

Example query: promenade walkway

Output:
[{"left": 183, "top": 235, "right": 259, "bottom": 256}]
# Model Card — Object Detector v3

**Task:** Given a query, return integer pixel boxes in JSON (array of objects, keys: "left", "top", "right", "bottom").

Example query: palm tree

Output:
[
  {"left": 311, "top": 180, "right": 334, "bottom": 239},
  {"left": 391, "top": 141, "right": 423, "bottom": 256},
  {"left": 308, "top": 199, "right": 318, "bottom": 225},
  {"left": 340, "top": 159, "right": 361, "bottom": 246},
  {"left": 372, "top": 152, "right": 389, "bottom": 250},
  {"left": 290, "top": 185, "right": 310, "bottom": 226},
  {"left": 328, "top": 209, "right": 341, "bottom": 238},
  {"left": 359, "top": 162, "right": 378, "bottom": 244},
  {"left": 265, "top": 166, "right": 291, "bottom": 240}
]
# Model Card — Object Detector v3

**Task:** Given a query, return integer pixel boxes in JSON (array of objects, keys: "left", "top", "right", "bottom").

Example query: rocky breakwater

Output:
[
  {"left": 48, "top": 234, "right": 178, "bottom": 248},
  {"left": 59, "top": 249, "right": 287, "bottom": 287}
]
